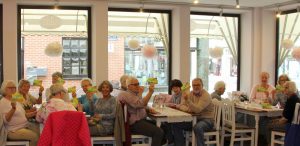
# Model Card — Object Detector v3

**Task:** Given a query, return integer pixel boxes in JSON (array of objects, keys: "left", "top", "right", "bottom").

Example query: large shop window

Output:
[
  {"left": 108, "top": 9, "right": 171, "bottom": 94},
  {"left": 190, "top": 13, "right": 240, "bottom": 93},
  {"left": 276, "top": 9, "right": 300, "bottom": 89},
  {"left": 18, "top": 6, "right": 91, "bottom": 90}
]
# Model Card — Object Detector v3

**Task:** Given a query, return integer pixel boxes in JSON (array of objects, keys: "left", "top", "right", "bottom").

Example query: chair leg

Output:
[
  {"left": 250, "top": 131, "right": 254, "bottom": 146},
  {"left": 221, "top": 129, "right": 225, "bottom": 146},
  {"left": 216, "top": 133, "right": 220, "bottom": 146},
  {"left": 271, "top": 132, "right": 275, "bottom": 146},
  {"left": 230, "top": 133, "right": 235, "bottom": 146}
]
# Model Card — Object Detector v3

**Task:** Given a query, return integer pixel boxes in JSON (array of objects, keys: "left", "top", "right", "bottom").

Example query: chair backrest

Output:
[
  {"left": 38, "top": 111, "right": 91, "bottom": 146},
  {"left": 292, "top": 103, "right": 300, "bottom": 124},
  {"left": 212, "top": 99, "right": 222, "bottom": 130},
  {"left": 222, "top": 99, "right": 235, "bottom": 128}
]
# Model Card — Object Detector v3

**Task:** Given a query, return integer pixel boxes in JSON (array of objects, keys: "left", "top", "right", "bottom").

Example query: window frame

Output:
[
  {"left": 17, "top": 5, "right": 92, "bottom": 80},
  {"left": 108, "top": 8, "right": 172, "bottom": 93},
  {"left": 190, "top": 11, "right": 241, "bottom": 91}
]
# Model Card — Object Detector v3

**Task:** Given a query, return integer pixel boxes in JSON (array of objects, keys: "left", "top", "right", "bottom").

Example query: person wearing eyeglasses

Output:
[
  {"left": 271, "top": 74, "right": 290, "bottom": 109},
  {"left": 173, "top": 78, "right": 214, "bottom": 146},
  {"left": 36, "top": 84, "right": 81, "bottom": 124},
  {"left": 0, "top": 80, "right": 38, "bottom": 146},
  {"left": 117, "top": 76, "right": 164, "bottom": 146},
  {"left": 14, "top": 79, "right": 43, "bottom": 111}
]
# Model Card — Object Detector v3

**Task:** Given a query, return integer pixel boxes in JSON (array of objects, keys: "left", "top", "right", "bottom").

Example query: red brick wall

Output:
[
  {"left": 108, "top": 37, "right": 125, "bottom": 82},
  {"left": 24, "top": 35, "right": 125, "bottom": 93},
  {"left": 23, "top": 35, "right": 81, "bottom": 91}
]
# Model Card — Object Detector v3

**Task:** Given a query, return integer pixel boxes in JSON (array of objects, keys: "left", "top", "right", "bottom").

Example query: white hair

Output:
[
  {"left": 126, "top": 76, "right": 137, "bottom": 88},
  {"left": 214, "top": 81, "right": 225, "bottom": 91},
  {"left": 80, "top": 78, "right": 93, "bottom": 86},
  {"left": 1, "top": 80, "right": 16, "bottom": 96},
  {"left": 50, "top": 83, "right": 66, "bottom": 96},
  {"left": 285, "top": 81, "right": 297, "bottom": 94},
  {"left": 120, "top": 75, "right": 129, "bottom": 88}
]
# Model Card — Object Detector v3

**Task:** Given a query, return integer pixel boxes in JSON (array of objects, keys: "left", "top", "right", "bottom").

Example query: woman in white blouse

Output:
[{"left": 0, "top": 80, "right": 38, "bottom": 146}]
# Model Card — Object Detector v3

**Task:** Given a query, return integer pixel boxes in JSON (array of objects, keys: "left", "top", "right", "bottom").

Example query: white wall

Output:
[{"left": 1, "top": 0, "right": 282, "bottom": 95}]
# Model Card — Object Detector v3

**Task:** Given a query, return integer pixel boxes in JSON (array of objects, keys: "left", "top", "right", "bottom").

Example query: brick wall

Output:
[
  {"left": 108, "top": 37, "right": 125, "bottom": 82},
  {"left": 24, "top": 35, "right": 125, "bottom": 93}
]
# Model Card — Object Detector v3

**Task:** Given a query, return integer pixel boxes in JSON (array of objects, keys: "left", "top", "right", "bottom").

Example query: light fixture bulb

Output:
[
  {"left": 139, "top": 6, "right": 143, "bottom": 13},
  {"left": 219, "top": 8, "right": 223, "bottom": 17},
  {"left": 276, "top": 11, "right": 281, "bottom": 18},
  {"left": 235, "top": 0, "right": 240, "bottom": 8},
  {"left": 193, "top": 0, "right": 199, "bottom": 4}
]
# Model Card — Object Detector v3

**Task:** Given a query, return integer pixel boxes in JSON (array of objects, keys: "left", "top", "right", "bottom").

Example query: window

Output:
[
  {"left": 62, "top": 37, "right": 88, "bottom": 78},
  {"left": 108, "top": 9, "right": 171, "bottom": 94},
  {"left": 18, "top": 6, "right": 91, "bottom": 90},
  {"left": 276, "top": 9, "right": 300, "bottom": 89},
  {"left": 190, "top": 13, "right": 240, "bottom": 93}
]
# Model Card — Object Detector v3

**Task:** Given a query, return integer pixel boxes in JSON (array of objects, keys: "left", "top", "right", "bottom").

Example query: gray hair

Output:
[
  {"left": 284, "top": 81, "right": 297, "bottom": 94},
  {"left": 192, "top": 78, "right": 203, "bottom": 85},
  {"left": 50, "top": 84, "right": 66, "bottom": 96},
  {"left": 214, "top": 81, "right": 225, "bottom": 91},
  {"left": 120, "top": 75, "right": 129, "bottom": 89},
  {"left": 52, "top": 72, "right": 63, "bottom": 78},
  {"left": 18, "top": 79, "right": 30, "bottom": 89},
  {"left": 126, "top": 76, "right": 137, "bottom": 88},
  {"left": 1, "top": 80, "right": 16, "bottom": 96},
  {"left": 80, "top": 78, "right": 93, "bottom": 86}
]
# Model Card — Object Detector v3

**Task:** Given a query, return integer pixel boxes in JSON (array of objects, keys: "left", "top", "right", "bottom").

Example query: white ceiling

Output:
[{"left": 141, "top": 0, "right": 298, "bottom": 8}]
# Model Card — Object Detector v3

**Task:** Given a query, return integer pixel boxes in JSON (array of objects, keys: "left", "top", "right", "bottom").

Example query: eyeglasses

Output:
[
  {"left": 130, "top": 83, "right": 140, "bottom": 86},
  {"left": 192, "top": 84, "right": 201, "bottom": 87},
  {"left": 7, "top": 86, "right": 16, "bottom": 89}
]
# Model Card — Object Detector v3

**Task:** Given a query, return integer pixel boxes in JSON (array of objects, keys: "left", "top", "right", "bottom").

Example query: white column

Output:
[
  {"left": 91, "top": 1, "right": 108, "bottom": 85},
  {"left": 261, "top": 10, "right": 276, "bottom": 85},
  {"left": 3, "top": 0, "right": 18, "bottom": 81},
  {"left": 172, "top": 5, "right": 190, "bottom": 83}
]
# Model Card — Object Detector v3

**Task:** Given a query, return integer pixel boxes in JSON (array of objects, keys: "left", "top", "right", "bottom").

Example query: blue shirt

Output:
[{"left": 78, "top": 94, "right": 98, "bottom": 116}]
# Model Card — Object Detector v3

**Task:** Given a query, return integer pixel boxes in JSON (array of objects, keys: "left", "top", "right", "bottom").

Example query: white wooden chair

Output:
[
  {"left": 221, "top": 100, "right": 255, "bottom": 146},
  {"left": 185, "top": 99, "right": 223, "bottom": 146},
  {"left": 6, "top": 141, "right": 29, "bottom": 146},
  {"left": 270, "top": 130, "right": 285, "bottom": 146},
  {"left": 270, "top": 103, "right": 300, "bottom": 146}
]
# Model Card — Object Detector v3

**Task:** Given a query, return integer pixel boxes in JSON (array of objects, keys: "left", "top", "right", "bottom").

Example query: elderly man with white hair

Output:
[
  {"left": 211, "top": 81, "right": 226, "bottom": 101},
  {"left": 117, "top": 76, "right": 164, "bottom": 146}
]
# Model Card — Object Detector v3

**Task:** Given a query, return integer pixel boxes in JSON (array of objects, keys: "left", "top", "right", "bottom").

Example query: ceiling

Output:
[{"left": 123, "top": 0, "right": 299, "bottom": 8}]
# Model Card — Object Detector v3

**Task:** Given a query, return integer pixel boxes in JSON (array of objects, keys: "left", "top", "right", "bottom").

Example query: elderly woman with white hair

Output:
[
  {"left": 250, "top": 72, "right": 275, "bottom": 103},
  {"left": 14, "top": 79, "right": 43, "bottom": 111},
  {"left": 0, "top": 80, "right": 38, "bottom": 146},
  {"left": 266, "top": 81, "right": 300, "bottom": 145},
  {"left": 211, "top": 81, "right": 226, "bottom": 101},
  {"left": 36, "top": 84, "right": 81, "bottom": 124}
]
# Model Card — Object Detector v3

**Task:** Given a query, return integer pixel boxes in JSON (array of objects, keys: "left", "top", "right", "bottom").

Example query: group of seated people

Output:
[{"left": 0, "top": 71, "right": 299, "bottom": 146}]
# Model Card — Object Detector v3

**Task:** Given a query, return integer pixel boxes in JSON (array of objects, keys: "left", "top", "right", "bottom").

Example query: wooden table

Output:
[
  {"left": 235, "top": 103, "right": 283, "bottom": 146},
  {"left": 148, "top": 106, "right": 196, "bottom": 146}
]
